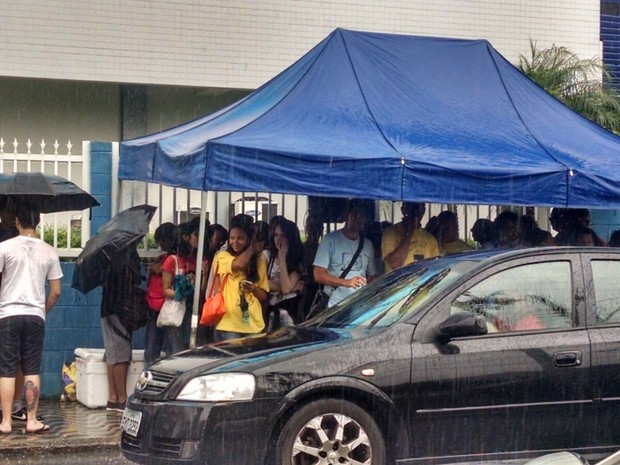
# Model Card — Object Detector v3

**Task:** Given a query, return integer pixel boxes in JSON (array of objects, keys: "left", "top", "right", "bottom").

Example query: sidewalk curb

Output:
[{"left": 0, "top": 436, "right": 119, "bottom": 455}]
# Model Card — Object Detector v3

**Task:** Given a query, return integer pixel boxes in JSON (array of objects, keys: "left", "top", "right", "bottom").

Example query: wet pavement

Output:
[{"left": 0, "top": 399, "right": 121, "bottom": 456}]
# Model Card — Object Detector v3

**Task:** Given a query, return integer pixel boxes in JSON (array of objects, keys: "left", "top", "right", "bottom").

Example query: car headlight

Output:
[{"left": 176, "top": 372, "right": 255, "bottom": 401}]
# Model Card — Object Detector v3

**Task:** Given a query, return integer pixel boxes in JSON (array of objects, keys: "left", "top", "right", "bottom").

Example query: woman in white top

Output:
[{"left": 264, "top": 218, "right": 305, "bottom": 331}]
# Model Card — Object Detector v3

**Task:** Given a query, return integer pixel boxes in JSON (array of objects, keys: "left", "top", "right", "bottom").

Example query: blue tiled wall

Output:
[{"left": 41, "top": 142, "right": 145, "bottom": 398}]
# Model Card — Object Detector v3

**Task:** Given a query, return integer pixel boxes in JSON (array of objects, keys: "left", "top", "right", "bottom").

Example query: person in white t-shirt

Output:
[{"left": 0, "top": 202, "right": 62, "bottom": 434}]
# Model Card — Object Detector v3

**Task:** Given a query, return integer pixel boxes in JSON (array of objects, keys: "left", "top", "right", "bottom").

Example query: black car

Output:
[{"left": 121, "top": 247, "right": 620, "bottom": 465}]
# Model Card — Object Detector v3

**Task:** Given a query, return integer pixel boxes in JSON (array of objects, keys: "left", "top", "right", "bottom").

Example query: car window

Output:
[
  {"left": 591, "top": 260, "right": 620, "bottom": 325},
  {"left": 451, "top": 261, "right": 573, "bottom": 333},
  {"left": 308, "top": 259, "right": 477, "bottom": 329}
]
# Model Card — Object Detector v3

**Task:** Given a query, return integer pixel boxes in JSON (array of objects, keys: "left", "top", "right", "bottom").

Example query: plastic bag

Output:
[
  {"left": 60, "top": 362, "right": 77, "bottom": 402},
  {"left": 157, "top": 297, "right": 186, "bottom": 327}
]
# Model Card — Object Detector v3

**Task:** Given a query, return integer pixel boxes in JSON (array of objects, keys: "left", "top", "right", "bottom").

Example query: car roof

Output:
[
  {"left": 433, "top": 246, "right": 620, "bottom": 263},
  {"left": 403, "top": 246, "right": 620, "bottom": 286}
]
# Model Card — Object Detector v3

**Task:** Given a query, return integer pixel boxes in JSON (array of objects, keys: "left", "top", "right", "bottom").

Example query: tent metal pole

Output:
[{"left": 189, "top": 190, "right": 208, "bottom": 349}]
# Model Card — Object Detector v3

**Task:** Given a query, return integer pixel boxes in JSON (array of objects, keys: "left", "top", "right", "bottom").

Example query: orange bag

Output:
[{"left": 200, "top": 267, "right": 228, "bottom": 326}]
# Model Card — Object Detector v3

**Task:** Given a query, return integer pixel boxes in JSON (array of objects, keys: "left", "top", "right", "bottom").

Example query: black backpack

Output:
[{"left": 117, "top": 285, "right": 149, "bottom": 332}]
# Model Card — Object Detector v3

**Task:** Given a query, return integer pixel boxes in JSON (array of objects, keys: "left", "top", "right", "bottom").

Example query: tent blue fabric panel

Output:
[
  {"left": 119, "top": 36, "right": 327, "bottom": 189},
  {"left": 119, "top": 28, "right": 620, "bottom": 208},
  {"left": 338, "top": 32, "right": 571, "bottom": 205}
]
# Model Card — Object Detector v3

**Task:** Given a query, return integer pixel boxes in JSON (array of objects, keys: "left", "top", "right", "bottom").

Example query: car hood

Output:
[{"left": 152, "top": 326, "right": 358, "bottom": 375}]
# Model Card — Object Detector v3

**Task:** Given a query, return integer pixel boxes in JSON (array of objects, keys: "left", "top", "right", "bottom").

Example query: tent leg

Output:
[{"left": 190, "top": 191, "right": 208, "bottom": 349}]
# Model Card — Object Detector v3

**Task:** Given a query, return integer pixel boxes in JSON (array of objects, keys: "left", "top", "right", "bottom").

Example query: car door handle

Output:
[{"left": 554, "top": 351, "right": 582, "bottom": 367}]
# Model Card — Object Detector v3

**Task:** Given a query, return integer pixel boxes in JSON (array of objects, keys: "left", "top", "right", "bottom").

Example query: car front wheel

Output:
[{"left": 276, "top": 398, "right": 386, "bottom": 465}]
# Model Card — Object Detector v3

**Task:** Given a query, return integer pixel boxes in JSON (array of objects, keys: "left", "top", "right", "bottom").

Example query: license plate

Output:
[{"left": 121, "top": 408, "right": 142, "bottom": 437}]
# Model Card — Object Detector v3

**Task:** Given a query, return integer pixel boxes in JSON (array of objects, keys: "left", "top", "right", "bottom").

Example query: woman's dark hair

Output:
[
  {"left": 204, "top": 224, "right": 228, "bottom": 261},
  {"left": 228, "top": 214, "right": 261, "bottom": 283},
  {"left": 425, "top": 215, "right": 439, "bottom": 237},
  {"left": 304, "top": 210, "right": 323, "bottom": 245},
  {"left": 253, "top": 220, "right": 269, "bottom": 243},
  {"left": 268, "top": 218, "right": 304, "bottom": 273},
  {"left": 178, "top": 221, "right": 190, "bottom": 238},
  {"left": 175, "top": 227, "right": 193, "bottom": 258},
  {"left": 495, "top": 210, "right": 519, "bottom": 247},
  {"left": 154, "top": 222, "right": 178, "bottom": 253},
  {"left": 575, "top": 226, "right": 605, "bottom": 247},
  {"left": 471, "top": 218, "right": 496, "bottom": 244},
  {"left": 269, "top": 215, "right": 287, "bottom": 237},
  {"left": 180, "top": 216, "right": 208, "bottom": 238}
]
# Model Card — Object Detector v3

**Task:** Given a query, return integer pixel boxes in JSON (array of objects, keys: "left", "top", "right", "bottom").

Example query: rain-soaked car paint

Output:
[{"left": 120, "top": 247, "right": 620, "bottom": 465}]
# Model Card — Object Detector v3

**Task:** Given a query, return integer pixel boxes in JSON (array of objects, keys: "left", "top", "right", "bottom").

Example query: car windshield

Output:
[{"left": 305, "top": 258, "right": 479, "bottom": 329}]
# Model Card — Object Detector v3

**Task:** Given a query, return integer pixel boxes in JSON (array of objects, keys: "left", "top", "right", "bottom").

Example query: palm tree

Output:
[{"left": 517, "top": 40, "right": 620, "bottom": 133}]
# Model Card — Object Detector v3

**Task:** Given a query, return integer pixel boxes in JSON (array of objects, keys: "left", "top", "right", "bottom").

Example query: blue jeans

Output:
[
  {"left": 163, "top": 326, "right": 184, "bottom": 356},
  {"left": 214, "top": 330, "right": 247, "bottom": 342},
  {"left": 144, "top": 310, "right": 184, "bottom": 365},
  {"left": 144, "top": 311, "right": 164, "bottom": 366}
]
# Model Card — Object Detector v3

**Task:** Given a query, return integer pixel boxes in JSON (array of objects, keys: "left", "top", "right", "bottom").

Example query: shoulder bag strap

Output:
[
  {"left": 318, "top": 237, "right": 365, "bottom": 294},
  {"left": 107, "top": 315, "right": 132, "bottom": 342},
  {"left": 208, "top": 260, "right": 229, "bottom": 298},
  {"left": 267, "top": 252, "right": 276, "bottom": 277},
  {"left": 338, "top": 237, "right": 365, "bottom": 279},
  {"left": 172, "top": 255, "right": 179, "bottom": 275},
  {"left": 207, "top": 262, "right": 217, "bottom": 298},
  {"left": 219, "top": 274, "right": 228, "bottom": 294}
]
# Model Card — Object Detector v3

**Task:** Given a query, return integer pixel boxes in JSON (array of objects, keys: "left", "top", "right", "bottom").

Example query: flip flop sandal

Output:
[{"left": 26, "top": 424, "right": 50, "bottom": 434}]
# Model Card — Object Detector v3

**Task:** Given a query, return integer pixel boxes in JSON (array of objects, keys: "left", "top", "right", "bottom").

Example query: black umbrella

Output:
[
  {"left": 72, "top": 204, "right": 157, "bottom": 294},
  {"left": 0, "top": 172, "right": 99, "bottom": 213}
]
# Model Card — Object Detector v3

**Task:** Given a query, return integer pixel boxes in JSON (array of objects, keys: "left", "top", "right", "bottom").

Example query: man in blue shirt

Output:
[{"left": 313, "top": 199, "right": 376, "bottom": 307}]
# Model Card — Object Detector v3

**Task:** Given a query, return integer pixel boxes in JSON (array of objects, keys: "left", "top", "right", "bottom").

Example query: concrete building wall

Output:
[
  {"left": 0, "top": 78, "right": 120, "bottom": 146},
  {"left": 0, "top": 1, "right": 603, "bottom": 90},
  {"left": 0, "top": 77, "right": 251, "bottom": 147}
]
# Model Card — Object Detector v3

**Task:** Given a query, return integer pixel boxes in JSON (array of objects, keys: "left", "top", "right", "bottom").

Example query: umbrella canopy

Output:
[
  {"left": 0, "top": 172, "right": 99, "bottom": 213},
  {"left": 71, "top": 204, "right": 157, "bottom": 294}
]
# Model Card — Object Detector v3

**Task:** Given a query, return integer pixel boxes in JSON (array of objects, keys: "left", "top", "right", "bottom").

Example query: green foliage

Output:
[
  {"left": 39, "top": 225, "right": 158, "bottom": 251},
  {"left": 38, "top": 224, "right": 82, "bottom": 248},
  {"left": 517, "top": 40, "right": 620, "bottom": 133},
  {"left": 137, "top": 232, "right": 157, "bottom": 250}
]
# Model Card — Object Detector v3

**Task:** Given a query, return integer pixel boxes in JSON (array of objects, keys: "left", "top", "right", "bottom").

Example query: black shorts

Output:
[{"left": 0, "top": 315, "right": 45, "bottom": 377}]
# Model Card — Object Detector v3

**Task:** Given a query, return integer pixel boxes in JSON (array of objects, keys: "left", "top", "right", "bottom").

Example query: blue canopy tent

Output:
[{"left": 119, "top": 28, "right": 620, "bottom": 208}]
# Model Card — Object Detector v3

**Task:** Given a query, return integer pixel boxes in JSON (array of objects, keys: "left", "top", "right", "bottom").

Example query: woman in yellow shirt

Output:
[{"left": 212, "top": 214, "right": 269, "bottom": 341}]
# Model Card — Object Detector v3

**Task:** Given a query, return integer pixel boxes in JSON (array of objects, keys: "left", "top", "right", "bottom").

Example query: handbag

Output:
[
  {"left": 145, "top": 272, "right": 165, "bottom": 311},
  {"left": 157, "top": 298, "right": 185, "bottom": 327},
  {"left": 306, "top": 288, "right": 331, "bottom": 321},
  {"left": 156, "top": 256, "right": 186, "bottom": 327},
  {"left": 200, "top": 263, "right": 228, "bottom": 326},
  {"left": 306, "top": 237, "right": 365, "bottom": 320}
]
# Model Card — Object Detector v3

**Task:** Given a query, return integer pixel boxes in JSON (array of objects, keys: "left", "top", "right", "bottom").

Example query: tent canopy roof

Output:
[{"left": 119, "top": 28, "right": 620, "bottom": 208}]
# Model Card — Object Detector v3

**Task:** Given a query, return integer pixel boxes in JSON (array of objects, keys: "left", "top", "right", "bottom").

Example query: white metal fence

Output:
[
  {"left": 2, "top": 138, "right": 548, "bottom": 258},
  {"left": 0, "top": 138, "right": 92, "bottom": 257}
]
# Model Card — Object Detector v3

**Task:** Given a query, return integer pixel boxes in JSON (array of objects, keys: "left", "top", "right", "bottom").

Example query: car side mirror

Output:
[{"left": 438, "top": 312, "right": 488, "bottom": 339}]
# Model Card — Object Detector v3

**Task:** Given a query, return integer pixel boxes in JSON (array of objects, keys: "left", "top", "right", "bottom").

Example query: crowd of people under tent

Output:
[
  {"left": 0, "top": 198, "right": 618, "bottom": 426},
  {"left": 139, "top": 203, "right": 619, "bottom": 352},
  {"left": 3, "top": 200, "right": 609, "bottom": 418}
]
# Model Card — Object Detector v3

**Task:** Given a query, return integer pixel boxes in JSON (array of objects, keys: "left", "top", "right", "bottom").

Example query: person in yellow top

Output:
[
  {"left": 381, "top": 202, "right": 440, "bottom": 273},
  {"left": 435, "top": 210, "right": 474, "bottom": 255},
  {"left": 212, "top": 214, "right": 269, "bottom": 341}
]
